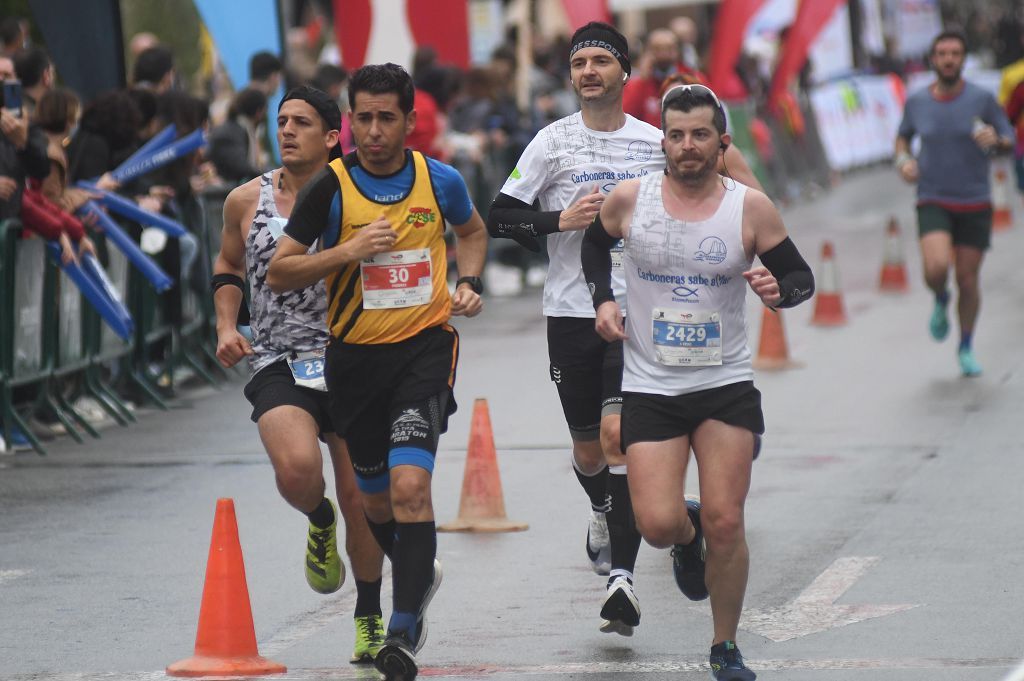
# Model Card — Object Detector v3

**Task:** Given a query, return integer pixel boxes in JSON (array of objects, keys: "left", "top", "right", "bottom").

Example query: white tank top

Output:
[{"left": 622, "top": 173, "right": 753, "bottom": 396}]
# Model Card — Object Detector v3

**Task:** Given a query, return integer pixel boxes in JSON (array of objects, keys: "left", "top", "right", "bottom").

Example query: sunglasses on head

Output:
[{"left": 661, "top": 83, "right": 723, "bottom": 113}]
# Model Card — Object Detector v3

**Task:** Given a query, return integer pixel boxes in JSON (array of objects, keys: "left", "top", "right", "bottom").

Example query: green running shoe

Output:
[
  {"left": 350, "top": 614, "right": 385, "bottom": 664},
  {"left": 929, "top": 301, "right": 949, "bottom": 341},
  {"left": 304, "top": 500, "right": 344, "bottom": 594},
  {"left": 958, "top": 348, "right": 982, "bottom": 377}
]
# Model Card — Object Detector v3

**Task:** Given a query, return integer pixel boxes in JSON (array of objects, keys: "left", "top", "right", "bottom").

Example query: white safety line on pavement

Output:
[
  {"left": 7, "top": 656, "right": 1019, "bottom": 680},
  {"left": 0, "top": 568, "right": 29, "bottom": 586},
  {"left": 1004, "top": 659, "right": 1024, "bottom": 681}
]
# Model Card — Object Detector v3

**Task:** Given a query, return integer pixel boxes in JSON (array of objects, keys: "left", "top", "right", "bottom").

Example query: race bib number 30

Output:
[
  {"left": 652, "top": 308, "right": 722, "bottom": 366},
  {"left": 361, "top": 248, "right": 432, "bottom": 309},
  {"left": 289, "top": 348, "right": 327, "bottom": 391}
]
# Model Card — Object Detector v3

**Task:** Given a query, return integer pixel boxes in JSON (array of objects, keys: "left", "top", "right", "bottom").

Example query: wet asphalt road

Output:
[{"left": 2, "top": 168, "right": 1023, "bottom": 681}]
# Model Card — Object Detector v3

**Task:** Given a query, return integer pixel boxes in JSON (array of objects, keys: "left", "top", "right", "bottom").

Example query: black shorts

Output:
[
  {"left": 916, "top": 203, "right": 992, "bottom": 251},
  {"left": 620, "top": 381, "right": 764, "bottom": 452},
  {"left": 325, "top": 324, "right": 459, "bottom": 492},
  {"left": 547, "top": 316, "right": 623, "bottom": 441},
  {"left": 243, "top": 360, "right": 334, "bottom": 436}
]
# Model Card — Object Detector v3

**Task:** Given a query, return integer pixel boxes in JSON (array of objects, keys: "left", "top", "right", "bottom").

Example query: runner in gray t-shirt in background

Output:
[{"left": 895, "top": 30, "right": 1014, "bottom": 377}]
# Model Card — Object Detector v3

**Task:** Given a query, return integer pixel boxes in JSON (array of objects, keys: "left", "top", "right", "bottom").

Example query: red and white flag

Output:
[
  {"left": 768, "top": 0, "right": 847, "bottom": 111},
  {"left": 332, "top": 0, "right": 469, "bottom": 70}
]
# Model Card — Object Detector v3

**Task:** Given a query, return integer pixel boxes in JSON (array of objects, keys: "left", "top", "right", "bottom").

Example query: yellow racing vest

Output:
[{"left": 325, "top": 151, "right": 450, "bottom": 344}]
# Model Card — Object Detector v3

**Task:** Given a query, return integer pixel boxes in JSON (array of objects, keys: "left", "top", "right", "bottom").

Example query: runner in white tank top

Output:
[{"left": 581, "top": 84, "right": 814, "bottom": 681}]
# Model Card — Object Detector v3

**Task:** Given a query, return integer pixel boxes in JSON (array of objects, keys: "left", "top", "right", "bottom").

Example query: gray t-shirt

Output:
[{"left": 897, "top": 81, "right": 1014, "bottom": 205}]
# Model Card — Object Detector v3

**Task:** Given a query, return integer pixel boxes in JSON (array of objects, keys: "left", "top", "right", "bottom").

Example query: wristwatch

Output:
[{"left": 455, "top": 275, "right": 483, "bottom": 295}]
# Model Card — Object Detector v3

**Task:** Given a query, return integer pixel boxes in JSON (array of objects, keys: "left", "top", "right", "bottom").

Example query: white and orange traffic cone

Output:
[
  {"left": 992, "top": 157, "right": 1014, "bottom": 232},
  {"left": 751, "top": 308, "right": 799, "bottom": 371},
  {"left": 811, "top": 241, "right": 847, "bottom": 326},
  {"left": 879, "top": 217, "right": 909, "bottom": 293}
]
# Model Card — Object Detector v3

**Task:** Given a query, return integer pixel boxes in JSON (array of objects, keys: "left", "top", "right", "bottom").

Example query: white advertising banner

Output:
[
  {"left": 893, "top": 0, "right": 943, "bottom": 59},
  {"left": 810, "top": 74, "right": 906, "bottom": 171},
  {"left": 809, "top": 4, "right": 854, "bottom": 83}
]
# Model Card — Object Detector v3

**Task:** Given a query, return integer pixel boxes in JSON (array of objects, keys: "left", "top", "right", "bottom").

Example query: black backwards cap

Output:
[
  {"left": 279, "top": 85, "right": 343, "bottom": 160},
  {"left": 569, "top": 21, "right": 631, "bottom": 76}
]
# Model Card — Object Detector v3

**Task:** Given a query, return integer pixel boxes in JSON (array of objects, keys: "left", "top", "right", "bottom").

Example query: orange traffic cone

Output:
[
  {"left": 438, "top": 398, "right": 528, "bottom": 533},
  {"left": 811, "top": 241, "right": 847, "bottom": 326},
  {"left": 993, "top": 159, "right": 1014, "bottom": 231},
  {"left": 879, "top": 217, "right": 909, "bottom": 293},
  {"left": 167, "top": 498, "right": 286, "bottom": 677},
  {"left": 751, "top": 307, "right": 799, "bottom": 370}
]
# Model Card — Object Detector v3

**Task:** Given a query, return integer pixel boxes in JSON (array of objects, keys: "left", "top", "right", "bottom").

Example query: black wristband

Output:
[
  {"left": 456, "top": 275, "right": 483, "bottom": 295},
  {"left": 211, "top": 273, "right": 245, "bottom": 293}
]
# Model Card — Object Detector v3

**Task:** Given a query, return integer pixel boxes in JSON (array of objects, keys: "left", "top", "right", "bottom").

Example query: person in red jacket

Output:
[{"left": 623, "top": 28, "right": 706, "bottom": 128}]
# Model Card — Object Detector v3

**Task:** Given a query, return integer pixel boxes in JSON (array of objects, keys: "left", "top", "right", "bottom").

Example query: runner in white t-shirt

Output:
[{"left": 487, "top": 21, "right": 652, "bottom": 637}]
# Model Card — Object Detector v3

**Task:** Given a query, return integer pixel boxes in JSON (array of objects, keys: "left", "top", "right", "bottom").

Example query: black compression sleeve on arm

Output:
[
  {"left": 284, "top": 167, "right": 338, "bottom": 247},
  {"left": 759, "top": 237, "right": 815, "bottom": 308},
  {"left": 581, "top": 215, "right": 618, "bottom": 309},
  {"left": 486, "top": 192, "right": 561, "bottom": 252}
]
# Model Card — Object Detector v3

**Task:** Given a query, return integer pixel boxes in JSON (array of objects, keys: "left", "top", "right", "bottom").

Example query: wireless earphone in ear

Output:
[{"left": 622, "top": 73, "right": 628, "bottom": 82}]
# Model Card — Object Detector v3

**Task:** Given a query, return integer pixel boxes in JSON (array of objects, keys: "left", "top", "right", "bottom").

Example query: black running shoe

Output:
[
  {"left": 709, "top": 641, "right": 756, "bottom": 680},
  {"left": 670, "top": 499, "right": 708, "bottom": 601},
  {"left": 375, "top": 633, "right": 418, "bottom": 681}
]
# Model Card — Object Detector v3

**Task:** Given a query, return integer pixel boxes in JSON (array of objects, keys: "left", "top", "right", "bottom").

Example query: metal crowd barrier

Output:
[{"left": 0, "top": 192, "right": 229, "bottom": 454}]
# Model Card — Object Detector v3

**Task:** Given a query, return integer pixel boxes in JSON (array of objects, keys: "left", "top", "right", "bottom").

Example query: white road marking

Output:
[
  {"left": 4, "top": 657, "right": 1018, "bottom": 680},
  {"left": 1004, "top": 659, "right": 1024, "bottom": 681},
  {"left": 741, "top": 556, "right": 918, "bottom": 642},
  {"left": 0, "top": 569, "right": 29, "bottom": 586}
]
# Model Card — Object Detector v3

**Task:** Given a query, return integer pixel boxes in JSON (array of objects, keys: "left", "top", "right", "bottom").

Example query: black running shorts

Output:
[
  {"left": 243, "top": 360, "right": 334, "bottom": 435},
  {"left": 620, "top": 381, "right": 764, "bottom": 452},
  {"left": 547, "top": 316, "right": 623, "bottom": 441},
  {"left": 325, "top": 324, "right": 459, "bottom": 490},
  {"left": 916, "top": 203, "right": 992, "bottom": 251}
]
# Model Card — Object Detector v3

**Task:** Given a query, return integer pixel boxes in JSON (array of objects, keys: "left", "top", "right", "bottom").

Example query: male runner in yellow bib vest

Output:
[{"left": 268, "top": 63, "right": 487, "bottom": 681}]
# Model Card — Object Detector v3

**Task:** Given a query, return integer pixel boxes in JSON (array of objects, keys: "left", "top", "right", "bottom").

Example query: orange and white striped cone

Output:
[
  {"left": 752, "top": 307, "right": 800, "bottom": 371},
  {"left": 879, "top": 217, "right": 909, "bottom": 293},
  {"left": 811, "top": 241, "right": 847, "bottom": 326},
  {"left": 992, "top": 158, "right": 1013, "bottom": 231}
]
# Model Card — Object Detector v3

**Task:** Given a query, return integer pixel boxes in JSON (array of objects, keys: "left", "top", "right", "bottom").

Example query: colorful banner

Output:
[
  {"left": 708, "top": 0, "right": 766, "bottom": 100},
  {"left": 768, "top": 0, "right": 847, "bottom": 113},
  {"left": 334, "top": 0, "right": 470, "bottom": 70}
]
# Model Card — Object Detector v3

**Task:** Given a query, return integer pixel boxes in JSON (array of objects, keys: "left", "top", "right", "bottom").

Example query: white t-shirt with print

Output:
[{"left": 500, "top": 112, "right": 664, "bottom": 318}]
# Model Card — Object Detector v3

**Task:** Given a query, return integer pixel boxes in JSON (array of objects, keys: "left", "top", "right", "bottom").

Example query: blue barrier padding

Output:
[
  {"left": 111, "top": 129, "right": 207, "bottom": 184},
  {"left": 78, "top": 201, "right": 174, "bottom": 292},
  {"left": 77, "top": 182, "right": 187, "bottom": 237},
  {"left": 47, "top": 242, "right": 134, "bottom": 340}
]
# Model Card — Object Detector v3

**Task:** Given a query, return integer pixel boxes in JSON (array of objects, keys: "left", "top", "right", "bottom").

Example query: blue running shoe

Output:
[
  {"left": 958, "top": 348, "right": 982, "bottom": 377},
  {"left": 670, "top": 500, "right": 708, "bottom": 601},
  {"left": 709, "top": 641, "right": 756, "bottom": 680},
  {"left": 929, "top": 301, "right": 949, "bottom": 341}
]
